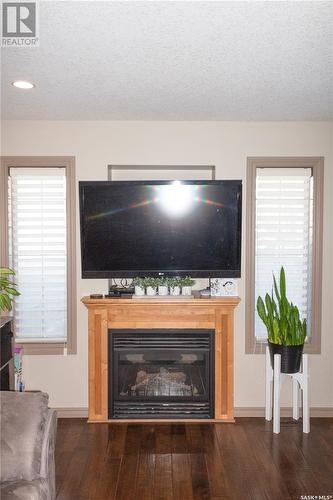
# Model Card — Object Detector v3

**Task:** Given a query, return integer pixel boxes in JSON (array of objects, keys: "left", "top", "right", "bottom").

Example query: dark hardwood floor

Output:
[{"left": 55, "top": 418, "right": 333, "bottom": 500}]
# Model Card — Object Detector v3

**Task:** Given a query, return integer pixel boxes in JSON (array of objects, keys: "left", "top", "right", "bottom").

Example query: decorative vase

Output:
[
  {"left": 134, "top": 285, "right": 145, "bottom": 296},
  {"left": 182, "top": 286, "right": 192, "bottom": 296},
  {"left": 170, "top": 286, "right": 180, "bottom": 296},
  {"left": 146, "top": 286, "right": 157, "bottom": 296},
  {"left": 268, "top": 341, "right": 304, "bottom": 374},
  {"left": 158, "top": 285, "right": 168, "bottom": 296}
]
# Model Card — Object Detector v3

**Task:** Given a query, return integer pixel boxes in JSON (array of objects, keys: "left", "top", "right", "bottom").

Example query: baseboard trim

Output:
[
  {"left": 54, "top": 407, "right": 88, "bottom": 418},
  {"left": 234, "top": 407, "right": 333, "bottom": 418},
  {"left": 54, "top": 406, "right": 333, "bottom": 419}
]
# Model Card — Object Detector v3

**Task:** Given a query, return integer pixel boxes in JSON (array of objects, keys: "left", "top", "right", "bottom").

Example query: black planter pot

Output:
[{"left": 268, "top": 341, "right": 304, "bottom": 374}]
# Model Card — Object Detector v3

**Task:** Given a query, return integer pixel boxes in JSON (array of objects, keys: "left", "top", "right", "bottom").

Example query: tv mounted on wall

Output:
[{"left": 79, "top": 180, "right": 242, "bottom": 278}]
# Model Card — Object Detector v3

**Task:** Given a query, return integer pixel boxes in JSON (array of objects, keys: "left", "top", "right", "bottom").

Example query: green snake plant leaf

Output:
[
  {"left": 271, "top": 291, "right": 278, "bottom": 316},
  {"left": 265, "top": 293, "right": 274, "bottom": 319},
  {"left": 280, "top": 294, "right": 289, "bottom": 319},
  {"left": 280, "top": 266, "right": 286, "bottom": 300},
  {"left": 264, "top": 293, "right": 276, "bottom": 339},
  {"left": 273, "top": 272, "right": 281, "bottom": 304},
  {"left": 302, "top": 319, "right": 307, "bottom": 343},
  {"left": 278, "top": 316, "right": 287, "bottom": 344},
  {"left": 297, "top": 320, "right": 303, "bottom": 344},
  {"left": 272, "top": 318, "right": 281, "bottom": 344},
  {"left": 257, "top": 296, "right": 268, "bottom": 326}
]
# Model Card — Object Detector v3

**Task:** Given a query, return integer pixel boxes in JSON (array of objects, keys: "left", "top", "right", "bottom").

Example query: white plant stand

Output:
[{"left": 265, "top": 346, "right": 310, "bottom": 434}]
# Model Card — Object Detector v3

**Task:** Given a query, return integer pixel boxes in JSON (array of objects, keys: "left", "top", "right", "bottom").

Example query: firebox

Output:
[{"left": 108, "top": 329, "right": 214, "bottom": 419}]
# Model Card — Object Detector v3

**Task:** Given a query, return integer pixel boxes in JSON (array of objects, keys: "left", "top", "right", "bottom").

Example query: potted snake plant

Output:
[
  {"left": 0, "top": 267, "right": 20, "bottom": 312},
  {"left": 257, "top": 266, "right": 307, "bottom": 373}
]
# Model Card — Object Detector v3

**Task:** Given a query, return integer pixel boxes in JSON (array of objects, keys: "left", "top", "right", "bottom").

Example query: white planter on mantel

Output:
[
  {"left": 182, "top": 286, "right": 192, "bottom": 296},
  {"left": 146, "top": 286, "right": 157, "bottom": 296},
  {"left": 170, "top": 286, "right": 181, "bottom": 296},
  {"left": 158, "top": 285, "right": 168, "bottom": 296},
  {"left": 134, "top": 286, "right": 145, "bottom": 296}
]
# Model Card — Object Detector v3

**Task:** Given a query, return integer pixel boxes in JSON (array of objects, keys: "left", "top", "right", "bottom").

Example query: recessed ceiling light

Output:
[{"left": 12, "top": 80, "right": 35, "bottom": 89}]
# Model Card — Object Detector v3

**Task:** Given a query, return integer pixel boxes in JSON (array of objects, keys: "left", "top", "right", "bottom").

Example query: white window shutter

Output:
[
  {"left": 255, "top": 168, "right": 313, "bottom": 340},
  {"left": 9, "top": 167, "right": 67, "bottom": 342}
]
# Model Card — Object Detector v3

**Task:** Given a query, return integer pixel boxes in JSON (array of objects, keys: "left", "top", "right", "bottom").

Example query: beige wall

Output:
[{"left": 2, "top": 120, "right": 333, "bottom": 409}]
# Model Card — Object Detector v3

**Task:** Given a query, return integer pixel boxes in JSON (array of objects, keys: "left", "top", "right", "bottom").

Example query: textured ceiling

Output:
[{"left": 1, "top": 1, "right": 333, "bottom": 120}]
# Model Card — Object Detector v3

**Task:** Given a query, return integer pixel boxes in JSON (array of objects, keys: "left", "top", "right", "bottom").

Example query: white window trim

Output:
[
  {"left": 0, "top": 157, "right": 77, "bottom": 355},
  {"left": 245, "top": 157, "right": 324, "bottom": 355}
]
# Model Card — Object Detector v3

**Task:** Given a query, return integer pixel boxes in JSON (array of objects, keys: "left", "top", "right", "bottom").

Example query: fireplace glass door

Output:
[{"left": 109, "top": 329, "right": 214, "bottom": 419}]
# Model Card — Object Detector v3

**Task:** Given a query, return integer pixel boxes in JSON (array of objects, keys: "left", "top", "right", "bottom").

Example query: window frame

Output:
[
  {"left": 245, "top": 157, "right": 324, "bottom": 355},
  {"left": 0, "top": 156, "right": 77, "bottom": 355}
]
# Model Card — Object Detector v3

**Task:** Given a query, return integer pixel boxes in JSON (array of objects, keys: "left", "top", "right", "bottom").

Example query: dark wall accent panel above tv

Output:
[{"left": 79, "top": 180, "right": 242, "bottom": 278}]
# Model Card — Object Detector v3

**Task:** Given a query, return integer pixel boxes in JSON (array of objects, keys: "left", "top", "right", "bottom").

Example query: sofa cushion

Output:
[
  {"left": 0, "top": 478, "right": 49, "bottom": 500},
  {"left": 0, "top": 392, "right": 49, "bottom": 482}
]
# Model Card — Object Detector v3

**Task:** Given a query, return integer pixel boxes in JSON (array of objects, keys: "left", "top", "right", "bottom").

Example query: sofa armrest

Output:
[{"left": 39, "top": 409, "right": 57, "bottom": 500}]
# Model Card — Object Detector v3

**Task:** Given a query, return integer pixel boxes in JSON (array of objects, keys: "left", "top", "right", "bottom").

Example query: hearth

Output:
[{"left": 108, "top": 329, "right": 214, "bottom": 419}]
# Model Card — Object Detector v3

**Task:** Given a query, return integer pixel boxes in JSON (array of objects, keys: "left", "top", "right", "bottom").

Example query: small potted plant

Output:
[
  {"left": 257, "top": 266, "right": 307, "bottom": 374},
  {"left": 0, "top": 267, "right": 20, "bottom": 312},
  {"left": 168, "top": 277, "right": 181, "bottom": 296},
  {"left": 180, "top": 276, "right": 195, "bottom": 296},
  {"left": 157, "top": 277, "right": 168, "bottom": 296},
  {"left": 144, "top": 277, "right": 158, "bottom": 296},
  {"left": 132, "top": 277, "right": 145, "bottom": 296}
]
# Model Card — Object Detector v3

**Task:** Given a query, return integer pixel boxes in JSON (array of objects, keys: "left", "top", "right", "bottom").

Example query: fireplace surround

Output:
[
  {"left": 82, "top": 296, "right": 240, "bottom": 422},
  {"left": 108, "top": 329, "right": 214, "bottom": 419}
]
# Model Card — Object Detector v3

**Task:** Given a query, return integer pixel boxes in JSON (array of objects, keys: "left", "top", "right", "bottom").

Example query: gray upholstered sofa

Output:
[{"left": 0, "top": 391, "right": 57, "bottom": 500}]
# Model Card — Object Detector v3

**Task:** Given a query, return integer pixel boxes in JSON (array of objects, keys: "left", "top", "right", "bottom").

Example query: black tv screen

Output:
[{"left": 79, "top": 180, "right": 242, "bottom": 278}]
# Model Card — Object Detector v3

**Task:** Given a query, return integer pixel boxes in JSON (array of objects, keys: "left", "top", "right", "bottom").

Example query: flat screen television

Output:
[{"left": 79, "top": 180, "right": 242, "bottom": 278}]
